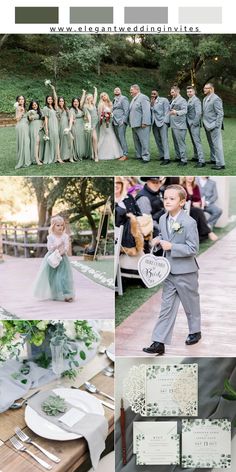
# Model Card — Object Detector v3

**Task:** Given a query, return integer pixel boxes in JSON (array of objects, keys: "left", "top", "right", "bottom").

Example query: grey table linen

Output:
[
  {"left": 0, "top": 359, "right": 55, "bottom": 413},
  {"left": 115, "top": 357, "right": 236, "bottom": 472},
  {"left": 28, "top": 389, "right": 108, "bottom": 470}
]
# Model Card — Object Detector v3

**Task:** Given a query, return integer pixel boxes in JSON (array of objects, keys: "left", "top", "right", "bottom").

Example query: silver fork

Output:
[
  {"left": 15, "top": 427, "right": 61, "bottom": 463},
  {"left": 10, "top": 436, "right": 52, "bottom": 470}
]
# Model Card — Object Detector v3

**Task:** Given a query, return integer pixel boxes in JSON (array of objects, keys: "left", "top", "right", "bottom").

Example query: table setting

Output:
[{"left": 0, "top": 320, "right": 114, "bottom": 472}]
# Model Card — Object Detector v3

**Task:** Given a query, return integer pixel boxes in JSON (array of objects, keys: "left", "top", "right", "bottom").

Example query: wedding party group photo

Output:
[
  {"left": 0, "top": 34, "right": 235, "bottom": 176},
  {"left": 0, "top": 176, "right": 114, "bottom": 320},
  {"left": 115, "top": 175, "right": 236, "bottom": 358}
]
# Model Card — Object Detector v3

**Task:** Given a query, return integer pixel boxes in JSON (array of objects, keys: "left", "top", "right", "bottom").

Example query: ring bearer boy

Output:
[{"left": 143, "top": 184, "right": 202, "bottom": 355}]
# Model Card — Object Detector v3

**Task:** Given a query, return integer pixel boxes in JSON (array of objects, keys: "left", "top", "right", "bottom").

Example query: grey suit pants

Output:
[
  {"left": 204, "top": 204, "right": 222, "bottom": 228},
  {"left": 113, "top": 124, "right": 128, "bottom": 156},
  {"left": 152, "top": 123, "right": 170, "bottom": 160},
  {"left": 171, "top": 128, "right": 187, "bottom": 162},
  {"left": 204, "top": 127, "right": 225, "bottom": 166},
  {"left": 187, "top": 124, "right": 205, "bottom": 162},
  {"left": 152, "top": 272, "right": 201, "bottom": 344},
  {"left": 132, "top": 126, "right": 150, "bottom": 161}
]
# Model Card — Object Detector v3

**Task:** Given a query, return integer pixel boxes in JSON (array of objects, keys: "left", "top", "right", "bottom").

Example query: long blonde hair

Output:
[
  {"left": 98, "top": 92, "right": 112, "bottom": 113},
  {"left": 180, "top": 176, "right": 197, "bottom": 188}
]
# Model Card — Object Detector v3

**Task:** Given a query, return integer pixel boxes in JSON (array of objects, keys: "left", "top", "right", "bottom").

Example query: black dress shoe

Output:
[
  {"left": 178, "top": 161, "right": 187, "bottom": 166},
  {"left": 185, "top": 332, "right": 201, "bottom": 345},
  {"left": 205, "top": 160, "right": 215, "bottom": 165},
  {"left": 158, "top": 157, "right": 165, "bottom": 161},
  {"left": 211, "top": 165, "right": 225, "bottom": 170},
  {"left": 174, "top": 158, "right": 180, "bottom": 162},
  {"left": 143, "top": 342, "right": 165, "bottom": 355},
  {"left": 195, "top": 162, "right": 206, "bottom": 168},
  {"left": 191, "top": 157, "right": 199, "bottom": 162},
  {"left": 160, "top": 160, "right": 170, "bottom": 165}
]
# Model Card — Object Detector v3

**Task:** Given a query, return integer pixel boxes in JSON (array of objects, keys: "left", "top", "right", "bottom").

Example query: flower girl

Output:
[{"left": 34, "top": 216, "right": 75, "bottom": 302}]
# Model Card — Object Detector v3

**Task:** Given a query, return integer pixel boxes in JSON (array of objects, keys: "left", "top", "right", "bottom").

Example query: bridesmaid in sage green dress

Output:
[
  {"left": 69, "top": 93, "right": 87, "bottom": 160},
  {"left": 27, "top": 100, "right": 44, "bottom": 166},
  {"left": 83, "top": 86, "right": 99, "bottom": 161},
  {"left": 15, "top": 95, "right": 31, "bottom": 170},
  {"left": 57, "top": 96, "right": 74, "bottom": 162},
  {"left": 42, "top": 85, "right": 64, "bottom": 165}
]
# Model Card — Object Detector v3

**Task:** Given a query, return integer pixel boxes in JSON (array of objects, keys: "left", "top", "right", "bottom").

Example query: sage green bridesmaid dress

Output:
[
  {"left": 70, "top": 108, "right": 87, "bottom": 160},
  {"left": 42, "top": 106, "right": 59, "bottom": 164},
  {"left": 15, "top": 113, "right": 31, "bottom": 169},
  {"left": 28, "top": 111, "right": 44, "bottom": 163},
  {"left": 57, "top": 108, "right": 74, "bottom": 161},
  {"left": 83, "top": 105, "right": 99, "bottom": 159}
]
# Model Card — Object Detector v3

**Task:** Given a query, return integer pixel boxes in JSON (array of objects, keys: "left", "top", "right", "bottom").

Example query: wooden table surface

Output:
[{"left": 0, "top": 332, "right": 114, "bottom": 472}]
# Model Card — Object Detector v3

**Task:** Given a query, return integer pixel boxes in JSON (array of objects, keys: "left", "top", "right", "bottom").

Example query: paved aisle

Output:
[
  {"left": 116, "top": 227, "right": 236, "bottom": 357},
  {"left": 0, "top": 257, "right": 114, "bottom": 319}
]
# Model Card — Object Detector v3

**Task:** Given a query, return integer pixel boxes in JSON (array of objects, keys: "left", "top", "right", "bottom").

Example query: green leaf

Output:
[
  {"left": 222, "top": 393, "right": 236, "bottom": 401},
  {"left": 80, "top": 351, "right": 86, "bottom": 360}
]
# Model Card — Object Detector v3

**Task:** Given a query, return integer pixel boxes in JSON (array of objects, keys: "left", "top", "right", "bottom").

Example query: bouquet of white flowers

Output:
[{"left": 44, "top": 79, "right": 52, "bottom": 87}]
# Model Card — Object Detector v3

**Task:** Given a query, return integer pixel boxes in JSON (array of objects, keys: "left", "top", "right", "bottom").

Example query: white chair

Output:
[
  {"left": 115, "top": 226, "right": 123, "bottom": 296},
  {"left": 88, "top": 451, "right": 115, "bottom": 472}
]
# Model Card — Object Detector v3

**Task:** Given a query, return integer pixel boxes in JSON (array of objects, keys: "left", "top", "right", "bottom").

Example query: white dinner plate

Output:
[
  {"left": 25, "top": 388, "right": 104, "bottom": 441},
  {"left": 106, "top": 343, "right": 115, "bottom": 363}
]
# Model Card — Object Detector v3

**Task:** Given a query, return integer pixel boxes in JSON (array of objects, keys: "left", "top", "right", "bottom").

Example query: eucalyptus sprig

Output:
[{"left": 222, "top": 379, "right": 236, "bottom": 401}]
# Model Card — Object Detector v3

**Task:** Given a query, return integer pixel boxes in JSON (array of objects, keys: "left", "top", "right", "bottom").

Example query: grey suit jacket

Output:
[
  {"left": 169, "top": 95, "right": 187, "bottom": 130},
  {"left": 128, "top": 93, "right": 151, "bottom": 128},
  {"left": 151, "top": 97, "right": 170, "bottom": 127},
  {"left": 112, "top": 95, "right": 129, "bottom": 126},
  {"left": 187, "top": 95, "right": 202, "bottom": 126},
  {"left": 203, "top": 93, "right": 224, "bottom": 131},
  {"left": 159, "top": 209, "right": 199, "bottom": 274},
  {"left": 196, "top": 178, "right": 218, "bottom": 205}
]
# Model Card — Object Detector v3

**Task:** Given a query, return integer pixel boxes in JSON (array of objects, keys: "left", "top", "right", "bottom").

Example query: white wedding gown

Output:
[{"left": 98, "top": 110, "right": 123, "bottom": 160}]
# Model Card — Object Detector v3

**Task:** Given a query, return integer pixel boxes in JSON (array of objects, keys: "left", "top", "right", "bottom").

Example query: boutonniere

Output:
[{"left": 172, "top": 222, "right": 184, "bottom": 233}]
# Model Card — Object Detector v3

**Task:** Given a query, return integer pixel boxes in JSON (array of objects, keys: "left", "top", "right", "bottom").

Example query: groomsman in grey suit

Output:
[
  {"left": 186, "top": 86, "right": 205, "bottom": 168},
  {"left": 150, "top": 89, "right": 170, "bottom": 166},
  {"left": 169, "top": 86, "right": 188, "bottom": 166},
  {"left": 203, "top": 83, "right": 225, "bottom": 170},
  {"left": 128, "top": 84, "right": 151, "bottom": 163},
  {"left": 112, "top": 87, "right": 129, "bottom": 161}
]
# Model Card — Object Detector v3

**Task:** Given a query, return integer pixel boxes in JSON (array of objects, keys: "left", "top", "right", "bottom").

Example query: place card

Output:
[
  {"left": 145, "top": 364, "right": 198, "bottom": 416},
  {"left": 182, "top": 419, "right": 231, "bottom": 468},
  {"left": 59, "top": 408, "right": 86, "bottom": 427}
]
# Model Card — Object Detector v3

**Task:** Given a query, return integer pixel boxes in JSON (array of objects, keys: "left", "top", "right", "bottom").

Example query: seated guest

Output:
[
  {"left": 115, "top": 176, "right": 144, "bottom": 256},
  {"left": 196, "top": 177, "right": 222, "bottom": 229},
  {"left": 180, "top": 176, "right": 218, "bottom": 242},
  {"left": 135, "top": 177, "right": 165, "bottom": 238}
]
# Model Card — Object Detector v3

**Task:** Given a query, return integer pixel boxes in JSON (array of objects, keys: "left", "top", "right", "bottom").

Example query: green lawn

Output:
[
  {"left": 115, "top": 219, "right": 236, "bottom": 327},
  {"left": 0, "top": 118, "right": 236, "bottom": 176}
]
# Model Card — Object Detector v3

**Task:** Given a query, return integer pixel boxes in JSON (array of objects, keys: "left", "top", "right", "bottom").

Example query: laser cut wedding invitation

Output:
[{"left": 145, "top": 363, "right": 198, "bottom": 416}]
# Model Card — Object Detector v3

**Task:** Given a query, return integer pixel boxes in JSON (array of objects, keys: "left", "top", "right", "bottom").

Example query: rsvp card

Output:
[
  {"left": 135, "top": 430, "right": 180, "bottom": 465},
  {"left": 133, "top": 421, "right": 177, "bottom": 453},
  {"left": 145, "top": 364, "right": 198, "bottom": 416},
  {"left": 182, "top": 419, "right": 231, "bottom": 468}
]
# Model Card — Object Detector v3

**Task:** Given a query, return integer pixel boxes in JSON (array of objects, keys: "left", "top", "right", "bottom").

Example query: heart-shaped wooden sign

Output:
[{"left": 138, "top": 255, "right": 171, "bottom": 288}]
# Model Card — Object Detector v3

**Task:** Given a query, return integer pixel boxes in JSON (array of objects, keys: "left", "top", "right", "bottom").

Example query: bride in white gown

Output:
[{"left": 98, "top": 92, "right": 123, "bottom": 160}]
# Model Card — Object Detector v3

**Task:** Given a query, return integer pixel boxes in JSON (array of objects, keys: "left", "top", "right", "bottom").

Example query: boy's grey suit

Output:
[
  {"left": 187, "top": 96, "right": 205, "bottom": 163},
  {"left": 151, "top": 97, "right": 170, "bottom": 160},
  {"left": 112, "top": 94, "right": 130, "bottom": 156},
  {"left": 203, "top": 93, "right": 225, "bottom": 166},
  {"left": 152, "top": 209, "right": 201, "bottom": 344},
  {"left": 128, "top": 93, "right": 151, "bottom": 162},
  {"left": 169, "top": 95, "right": 188, "bottom": 163}
]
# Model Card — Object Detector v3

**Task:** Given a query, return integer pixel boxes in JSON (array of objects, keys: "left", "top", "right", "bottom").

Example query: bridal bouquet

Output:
[
  {"left": 27, "top": 109, "right": 38, "bottom": 121},
  {"left": 44, "top": 79, "right": 52, "bottom": 87},
  {"left": 0, "top": 320, "right": 99, "bottom": 378},
  {"left": 100, "top": 110, "right": 112, "bottom": 128}
]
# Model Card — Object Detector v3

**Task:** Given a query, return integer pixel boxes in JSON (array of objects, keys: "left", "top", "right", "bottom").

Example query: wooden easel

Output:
[{"left": 93, "top": 197, "right": 113, "bottom": 260}]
